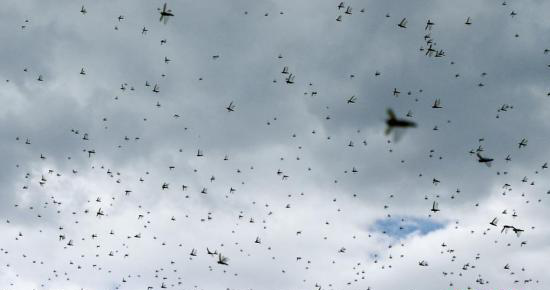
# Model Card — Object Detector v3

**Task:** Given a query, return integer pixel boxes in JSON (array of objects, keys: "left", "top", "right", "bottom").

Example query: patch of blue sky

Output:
[{"left": 372, "top": 216, "right": 446, "bottom": 239}]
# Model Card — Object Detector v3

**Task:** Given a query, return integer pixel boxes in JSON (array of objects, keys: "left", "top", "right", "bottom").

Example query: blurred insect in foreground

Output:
[
  {"left": 158, "top": 3, "right": 174, "bottom": 24},
  {"left": 385, "top": 109, "right": 417, "bottom": 141}
]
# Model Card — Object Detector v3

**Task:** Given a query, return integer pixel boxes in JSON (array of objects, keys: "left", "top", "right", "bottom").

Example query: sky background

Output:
[{"left": 1, "top": 0, "right": 550, "bottom": 290}]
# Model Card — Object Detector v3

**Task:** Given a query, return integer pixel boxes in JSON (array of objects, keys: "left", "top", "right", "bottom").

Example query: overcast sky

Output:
[{"left": 1, "top": 0, "right": 550, "bottom": 290}]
